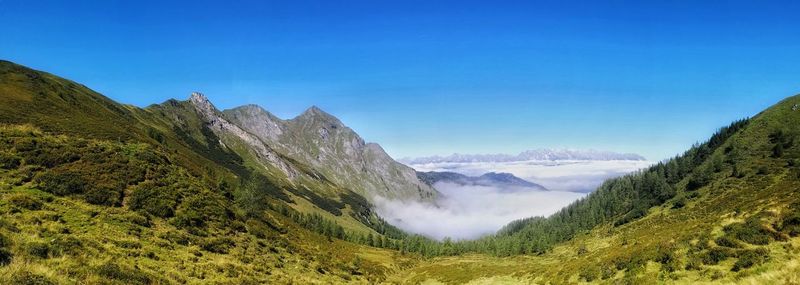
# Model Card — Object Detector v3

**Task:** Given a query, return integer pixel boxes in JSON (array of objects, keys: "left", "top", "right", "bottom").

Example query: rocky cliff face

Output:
[
  {"left": 192, "top": 95, "right": 439, "bottom": 202},
  {"left": 188, "top": 93, "right": 299, "bottom": 179}
]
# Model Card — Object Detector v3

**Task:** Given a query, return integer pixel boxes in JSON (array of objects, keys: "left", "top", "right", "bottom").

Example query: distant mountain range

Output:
[
  {"left": 417, "top": 171, "right": 548, "bottom": 191},
  {"left": 401, "top": 149, "right": 646, "bottom": 164}
]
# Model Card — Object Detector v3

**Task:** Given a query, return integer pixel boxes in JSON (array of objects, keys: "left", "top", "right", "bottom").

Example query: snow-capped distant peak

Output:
[{"left": 400, "top": 149, "right": 646, "bottom": 164}]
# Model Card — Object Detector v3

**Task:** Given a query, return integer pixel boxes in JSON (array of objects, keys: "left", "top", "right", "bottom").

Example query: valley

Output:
[{"left": 1, "top": 60, "right": 799, "bottom": 284}]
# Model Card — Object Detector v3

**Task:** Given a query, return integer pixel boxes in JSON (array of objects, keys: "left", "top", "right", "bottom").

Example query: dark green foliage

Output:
[
  {"left": 779, "top": 203, "right": 800, "bottom": 236},
  {"left": 723, "top": 217, "right": 780, "bottom": 245},
  {"left": 0, "top": 232, "right": 12, "bottom": 266},
  {"left": 83, "top": 185, "right": 121, "bottom": 206},
  {"left": 701, "top": 247, "right": 734, "bottom": 265},
  {"left": 769, "top": 129, "right": 794, "bottom": 158},
  {"left": 95, "top": 263, "right": 152, "bottom": 285},
  {"left": 24, "top": 241, "right": 52, "bottom": 259},
  {"left": 0, "top": 248, "right": 12, "bottom": 266},
  {"left": 686, "top": 167, "right": 712, "bottom": 191},
  {"left": 0, "top": 152, "right": 21, "bottom": 169},
  {"left": 672, "top": 197, "right": 687, "bottom": 209},
  {"left": 715, "top": 236, "right": 741, "bottom": 248},
  {"left": 200, "top": 237, "right": 235, "bottom": 254},
  {"left": 732, "top": 248, "right": 769, "bottom": 271},
  {"left": 172, "top": 192, "right": 229, "bottom": 230},
  {"left": 128, "top": 180, "right": 178, "bottom": 218},
  {"left": 35, "top": 169, "right": 86, "bottom": 196}
]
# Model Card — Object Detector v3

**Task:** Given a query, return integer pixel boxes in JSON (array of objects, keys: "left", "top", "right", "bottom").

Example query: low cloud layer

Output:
[
  {"left": 411, "top": 160, "right": 653, "bottom": 193},
  {"left": 374, "top": 182, "right": 585, "bottom": 240},
  {"left": 374, "top": 160, "right": 653, "bottom": 240}
]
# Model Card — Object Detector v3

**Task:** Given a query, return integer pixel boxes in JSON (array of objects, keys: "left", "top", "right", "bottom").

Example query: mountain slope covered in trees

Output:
[{"left": 391, "top": 95, "right": 800, "bottom": 283}]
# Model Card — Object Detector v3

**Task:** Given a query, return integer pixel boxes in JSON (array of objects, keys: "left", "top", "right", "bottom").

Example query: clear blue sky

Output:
[{"left": 2, "top": 1, "right": 799, "bottom": 160}]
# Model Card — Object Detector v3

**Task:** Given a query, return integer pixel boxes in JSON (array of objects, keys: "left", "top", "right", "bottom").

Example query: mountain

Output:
[
  {"left": 224, "top": 103, "right": 437, "bottom": 202},
  {"left": 401, "top": 149, "right": 646, "bottom": 164},
  {"left": 417, "top": 171, "right": 548, "bottom": 191},
  {"left": 2, "top": 60, "right": 800, "bottom": 284}
]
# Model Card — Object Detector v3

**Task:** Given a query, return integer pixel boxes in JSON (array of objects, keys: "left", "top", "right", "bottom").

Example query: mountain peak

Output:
[{"left": 295, "top": 105, "right": 342, "bottom": 125}]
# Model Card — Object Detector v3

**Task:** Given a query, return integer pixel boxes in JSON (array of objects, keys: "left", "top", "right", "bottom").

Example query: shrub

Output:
[
  {"left": 24, "top": 241, "right": 52, "bottom": 259},
  {"left": 672, "top": 198, "right": 687, "bottom": 209},
  {"left": 724, "top": 218, "right": 777, "bottom": 245},
  {"left": 128, "top": 181, "right": 177, "bottom": 218},
  {"left": 686, "top": 171, "right": 711, "bottom": 191},
  {"left": 715, "top": 236, "right": 741, "bottom": 248},
  {"left": 701, "top": 247, "right": 734, "bottom": 265},
  {"left": 579, "top": 266, "right": 600, "bottom": 282},
  {"left": 200, "top": 237, "right": 235, "bottom": 254},
  {"left": 172, "top": 191, "right": 227, "bottom": 230},
  {"left": 780, "top": 211, "right": 800, "bottom": 237},
  {"left": 50, "top": 236, "right": 83, "bottom": 256},
  {"left": 35, "top": 170, "right": 86, "bottom": 196},
  {"left": 83, "top": 185, "right": 121, "bottom": 206},
  {"left": 0, "top": 152, "right": 21, "bottom": 169},
  {"left": 732, "top": 248, "right": 769, "bottom": 271},
  {"left": 0, "top": 248, "right": 12, "bottom": 266}
]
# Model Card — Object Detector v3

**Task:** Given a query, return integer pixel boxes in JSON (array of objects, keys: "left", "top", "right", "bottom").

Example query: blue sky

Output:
[{"left": 2, "top": 1, "right": 799, "bottom": 160}]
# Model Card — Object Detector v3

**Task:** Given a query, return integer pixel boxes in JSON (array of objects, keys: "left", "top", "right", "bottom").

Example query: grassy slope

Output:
[
  {"left": 0, "top": 125, "right": 413, "bottom": 284},
  {"left": 391, "top": 95, "right": 800, "bottom": 284},
  {"left": 0, "top": 60, "right": 382, "bottom": 235},
  {"left": 3, "top": 59, "right": 800, "bottom": 284}
]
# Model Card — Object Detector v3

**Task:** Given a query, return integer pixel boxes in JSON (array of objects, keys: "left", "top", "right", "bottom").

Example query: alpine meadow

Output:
[{"left": 2, "top": 1, "right": 800, "bottom": 284}]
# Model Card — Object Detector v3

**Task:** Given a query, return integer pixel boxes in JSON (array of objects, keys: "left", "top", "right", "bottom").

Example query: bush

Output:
[
  {"left": 686, "top": 171, "right": 711, "bottom": 191},
  {"left": 672, "top": 198, "right": 687, "bottom": 209},
  {"left": 0, "top": 152, "right": 21, "bottom": 169},
  {"left": 128, "top": 181, "right": 177, "bottom": 218},
  {"left": 172, "top": 191, "right": 227, "bottom": 230},
  {"left": 200, "top": 237, "right": 235, "bottom": 254},
  {"left": 579, "top": 266, "right": 600, "bottom": 282},
  {"left": 0, "top": 248, "right": 12, "bottom": 266},
  {"left": 780, "top": 211, "right": 800, "bottom": 237},
  {"left": 732, "top": 248, "right": 769, "bottom": 271},
  {"left": 701, "top": 247, "right": 734, "bottom": 265},
  {"left": 23, "top": 241, "right": 52, "bottom": 259},
  {"left": 35, "top": 170, "right": 85, "bottom": 196},
  {"left": 83, "top": 185, "right": 121, "bottom": 206},
  {"left": 715, "top": 236, "right": 741, "bottom": 248},
  {"left": 724, "top": 218, "right": 778, "bottom": 245}
]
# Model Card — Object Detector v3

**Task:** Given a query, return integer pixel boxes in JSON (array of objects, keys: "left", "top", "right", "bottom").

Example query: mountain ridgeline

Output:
[
  {"left": 1, "top": 59, "right": 800, "bottom": 284},
  {"left": 416, "top": 171, "right": 548, "bottom": 191}
]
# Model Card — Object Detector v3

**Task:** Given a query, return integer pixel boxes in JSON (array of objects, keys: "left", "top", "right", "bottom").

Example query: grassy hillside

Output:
[
  {"left": 2, "top": 59, "right": 800, "bottom": 284},
  {"left": 392, "top": 95, "right": 800, "bottom": 283},
  {"left": 0, "top": 125, "right": 418, "bottom": 284}
]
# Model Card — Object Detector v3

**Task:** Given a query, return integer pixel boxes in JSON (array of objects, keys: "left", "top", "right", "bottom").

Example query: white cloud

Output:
[
  {"left": 373, "top": 160, "right": 653, "bottom": 240},
  {"left": 374, "top": 182, "right": 585, "bottom": 241}
]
